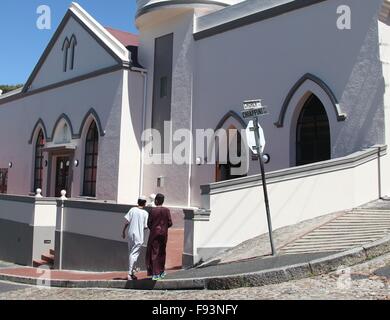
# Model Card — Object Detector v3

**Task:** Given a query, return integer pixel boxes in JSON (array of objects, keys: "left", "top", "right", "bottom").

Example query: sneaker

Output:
[
  {"left": 152, "top": 275, "right": 161, "bottom": 281},
  {"left": 160, "top": 272, "right": 167, "bottom": 279}
]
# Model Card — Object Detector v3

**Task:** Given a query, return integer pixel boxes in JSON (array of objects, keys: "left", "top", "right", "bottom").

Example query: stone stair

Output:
[
  {"left": 33, "top": 249, "right": 55, "bottom": 269},
  {"left": 280, "top": 208, "right": 390, "bottom": 255}
]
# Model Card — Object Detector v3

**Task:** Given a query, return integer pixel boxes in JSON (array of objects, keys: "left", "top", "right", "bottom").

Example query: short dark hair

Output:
[
  {"left": 138, "top": 199, "right": 147, "bottom": 207},
  {"left": 155, "top": 193, "right": 165, "bottom": 206}
]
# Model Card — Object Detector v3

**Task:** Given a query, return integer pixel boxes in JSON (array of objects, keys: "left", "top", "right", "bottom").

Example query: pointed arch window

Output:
[
  {"left": 83, "top": 122, "right": 99, "bottom": 197},
  {"left": 62, "top": 37, "right": 70, "bottom": 72},
  {"left": 34, "top": 130, "right": 45, "bottom": 192},
  {"left": 62, "top": 35, "right": 77, "bottom": 72},
  {"left": 69, "top": 35, "right": 77, "bottom": 70}
]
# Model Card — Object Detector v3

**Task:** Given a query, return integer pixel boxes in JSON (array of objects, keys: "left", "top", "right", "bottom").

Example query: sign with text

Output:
[{"left": 242, "top": 99, "right": 268, "bottom": 119}]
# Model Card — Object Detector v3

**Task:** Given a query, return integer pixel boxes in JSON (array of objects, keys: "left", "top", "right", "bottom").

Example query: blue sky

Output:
[{"left": 0, "top": 1, "right": 137, "bottom": 84}]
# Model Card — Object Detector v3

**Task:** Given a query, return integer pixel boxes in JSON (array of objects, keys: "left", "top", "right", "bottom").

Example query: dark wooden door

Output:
[
  {"left": 55, "top": 157, "right": 70, "bottom": 197},
  {"left": 0, "top": 169, "right": 8, "bottom": 194}
]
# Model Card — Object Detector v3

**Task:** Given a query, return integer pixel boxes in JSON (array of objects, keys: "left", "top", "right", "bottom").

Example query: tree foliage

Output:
[{"left": 0, "top": 84, "right": 24, "bottom": 94}]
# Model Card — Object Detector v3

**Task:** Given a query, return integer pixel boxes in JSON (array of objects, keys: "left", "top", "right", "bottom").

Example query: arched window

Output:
[
  {"left": 83, "top": 122, "right": 99, "bottom": 197},
  {"left": 34, "top": 130, "right": 45, "bottom": 192},
  {"left": 296, "top": 94, "right": 331, "bottom": 166}
]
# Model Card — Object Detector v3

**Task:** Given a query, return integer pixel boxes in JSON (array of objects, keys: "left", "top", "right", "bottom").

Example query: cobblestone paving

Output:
[{"left": 0, "top": 253, "right": 389, "bottom": 300}]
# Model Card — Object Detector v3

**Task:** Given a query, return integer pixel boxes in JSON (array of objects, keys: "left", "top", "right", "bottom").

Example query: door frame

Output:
[{"left": 47, "top": 151, "right": 75, "bottom": 198}]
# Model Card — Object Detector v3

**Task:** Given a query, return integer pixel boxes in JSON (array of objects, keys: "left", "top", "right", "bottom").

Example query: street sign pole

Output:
[{"left": 251, "top": 116, "right": 277, "bottom": 257}]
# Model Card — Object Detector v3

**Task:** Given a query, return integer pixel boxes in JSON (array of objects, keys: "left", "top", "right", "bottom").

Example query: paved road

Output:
[
  {"left": 0, "top": 281, "right": 28, "bottom": 294},
  {"left": 0, "top": 253, "right": 388, "bottom": 300}
]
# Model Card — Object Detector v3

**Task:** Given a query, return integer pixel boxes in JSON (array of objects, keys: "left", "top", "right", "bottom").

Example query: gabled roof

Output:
[
  {"left": 106, "top": 27, "right": 140, "bottom": 47},
  {"left": 22, "top": 2, "right": 133, "bottom": 93}
]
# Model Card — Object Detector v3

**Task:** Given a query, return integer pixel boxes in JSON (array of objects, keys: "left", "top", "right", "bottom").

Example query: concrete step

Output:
[
  {"left": 325, "top": 221, "right": 390, "bottom": 225},
  {"left": 290, "top": 237, "right": 378, "bottom": 244},
  {"left": 308, "top": 230, "right": 386, "bottom": 235},
  {"left": 282, "top": 245, "right": 357, "bottom": 251},
  {"left": 318, "top": 225, "right": 390, "bottom": 230},
  {"left": 33, "top": 259, "right": 54, "bottom": 269},
  {"left": 332, "top": 219, "right": 390, "bottom": 222},
  {"left": 334, "top": 218, "right": 390, "bottom": 221},
  {"left": 41, "top": 254, "right": 54, "bottom": 263},
  {"left": 352, "top": 209, "right": 390, "bottom": 212},
  {"left": 280, "top": 205, "right": 390, "bottom": 255},
  {"left": 282, "top": 248, "right": 343, "bottom": 254},
  {"left": 302, "top": 234, "right": 383, "bottom": 241},
  {"left": 286, "top": 241, "right": 371, "bottom": 250}
]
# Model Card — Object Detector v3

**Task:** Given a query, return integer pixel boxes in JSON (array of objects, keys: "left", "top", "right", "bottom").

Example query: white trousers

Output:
[{"left": 128, "top": 240, "right": 143, "bottom": 275}]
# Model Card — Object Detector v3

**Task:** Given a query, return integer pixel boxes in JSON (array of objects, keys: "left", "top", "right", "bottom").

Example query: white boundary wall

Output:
[
  {"left": 0, "top": 195, "right": 57, "bottom": 265},
  {"left": 185, "top": 145, "right": 387, "bottom": 264}
]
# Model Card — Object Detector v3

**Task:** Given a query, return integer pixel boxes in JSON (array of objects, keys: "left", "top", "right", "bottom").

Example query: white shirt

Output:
[{"left": 124, "top": 207, "right": 149, "bottom": 244}]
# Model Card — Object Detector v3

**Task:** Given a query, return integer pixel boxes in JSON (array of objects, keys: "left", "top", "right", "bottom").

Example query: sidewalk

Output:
[{"left": 1, "top": 235, "right": 389, "bottom": 290}]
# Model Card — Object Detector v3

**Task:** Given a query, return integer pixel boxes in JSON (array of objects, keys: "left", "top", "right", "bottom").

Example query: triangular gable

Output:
[{"left": 23, "top": 2, "right": 131, "bottom": 93}]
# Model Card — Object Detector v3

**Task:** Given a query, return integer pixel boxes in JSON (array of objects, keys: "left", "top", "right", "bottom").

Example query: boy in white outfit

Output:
[{"left": 122, "top": 196, "right": 149, "bottom": 280}]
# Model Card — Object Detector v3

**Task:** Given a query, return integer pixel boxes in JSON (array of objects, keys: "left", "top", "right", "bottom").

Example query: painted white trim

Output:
[
  {"left": 139, "top": 71, "right": 148, "bottom": 196},
  {"left": 69, "top": 2, "right": 130, "bottom": 62},
  {"left": 283, "top": 77, "right": 341, "bottom": 166}
]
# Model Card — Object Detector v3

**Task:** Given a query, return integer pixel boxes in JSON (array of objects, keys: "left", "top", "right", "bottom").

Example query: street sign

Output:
[
  {"left": 241, "top": 98, "right": 276, "bottom": 257},
  {"left": 242, "top": 99, "right": 268, "bottom": 119},
  {"left": 243, "top": 99, "right": 262, "bottom": 110},
  {"left": 242, "top": 108, "right": 268, "bottom": 119},
  {"left": 246, "top": 120, "right": 266, "bottom": 155}
]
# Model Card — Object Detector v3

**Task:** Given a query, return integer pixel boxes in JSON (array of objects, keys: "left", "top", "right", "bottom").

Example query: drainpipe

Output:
[
  {"left": 135, "top": 69, "right": 148, "bottom": 196},
  {"left": 58, "top": 190, "right": 67, "bottom": 270},
  {"left": 187, "top": 73, "right": 194, "bottom": 208}
]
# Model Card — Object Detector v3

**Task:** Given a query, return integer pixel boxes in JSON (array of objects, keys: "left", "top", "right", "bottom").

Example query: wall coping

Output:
[
  {"left": 57, "top": 199, "right": 133, "bottom": 213},
  {"left": 201, "top": 145, "right": 387, "bottom": 195},
  {"left": 0, "top": 194, "right": 57, "bottom": 204}
]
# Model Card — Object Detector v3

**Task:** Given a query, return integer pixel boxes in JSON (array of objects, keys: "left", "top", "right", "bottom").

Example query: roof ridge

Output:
[{"left": 69, "top": 2, "right": 130, "bottom": 61}]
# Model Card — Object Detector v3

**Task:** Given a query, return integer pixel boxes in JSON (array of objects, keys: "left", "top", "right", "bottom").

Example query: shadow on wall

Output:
[{"left": 334, "top": 13, "right": 386, "bottom": 156}]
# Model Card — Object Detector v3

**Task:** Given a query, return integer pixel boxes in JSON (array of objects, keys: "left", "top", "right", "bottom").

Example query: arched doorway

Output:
[{"left": 296, "top": 94, "right": 331, "bottom": 166}]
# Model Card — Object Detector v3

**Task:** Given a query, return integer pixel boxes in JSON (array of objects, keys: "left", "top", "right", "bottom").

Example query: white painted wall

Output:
[
  {"left": 190, "top": 0, "right": 385, "bottom": 207},
  {"left": 379, "top": 17, "right": 390, "bottom": 197},
  {"left": 33, "top": 200, "right": 57, "bottom": 227},
  {"left": 138, "top": 11, "right": 196, "bottom": 207},
  {"left": 116, "top": 70, "right": 145, "bottom": 204},
  {"left": 0, "top": 196, "right": 57, "bottom": 262}
]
